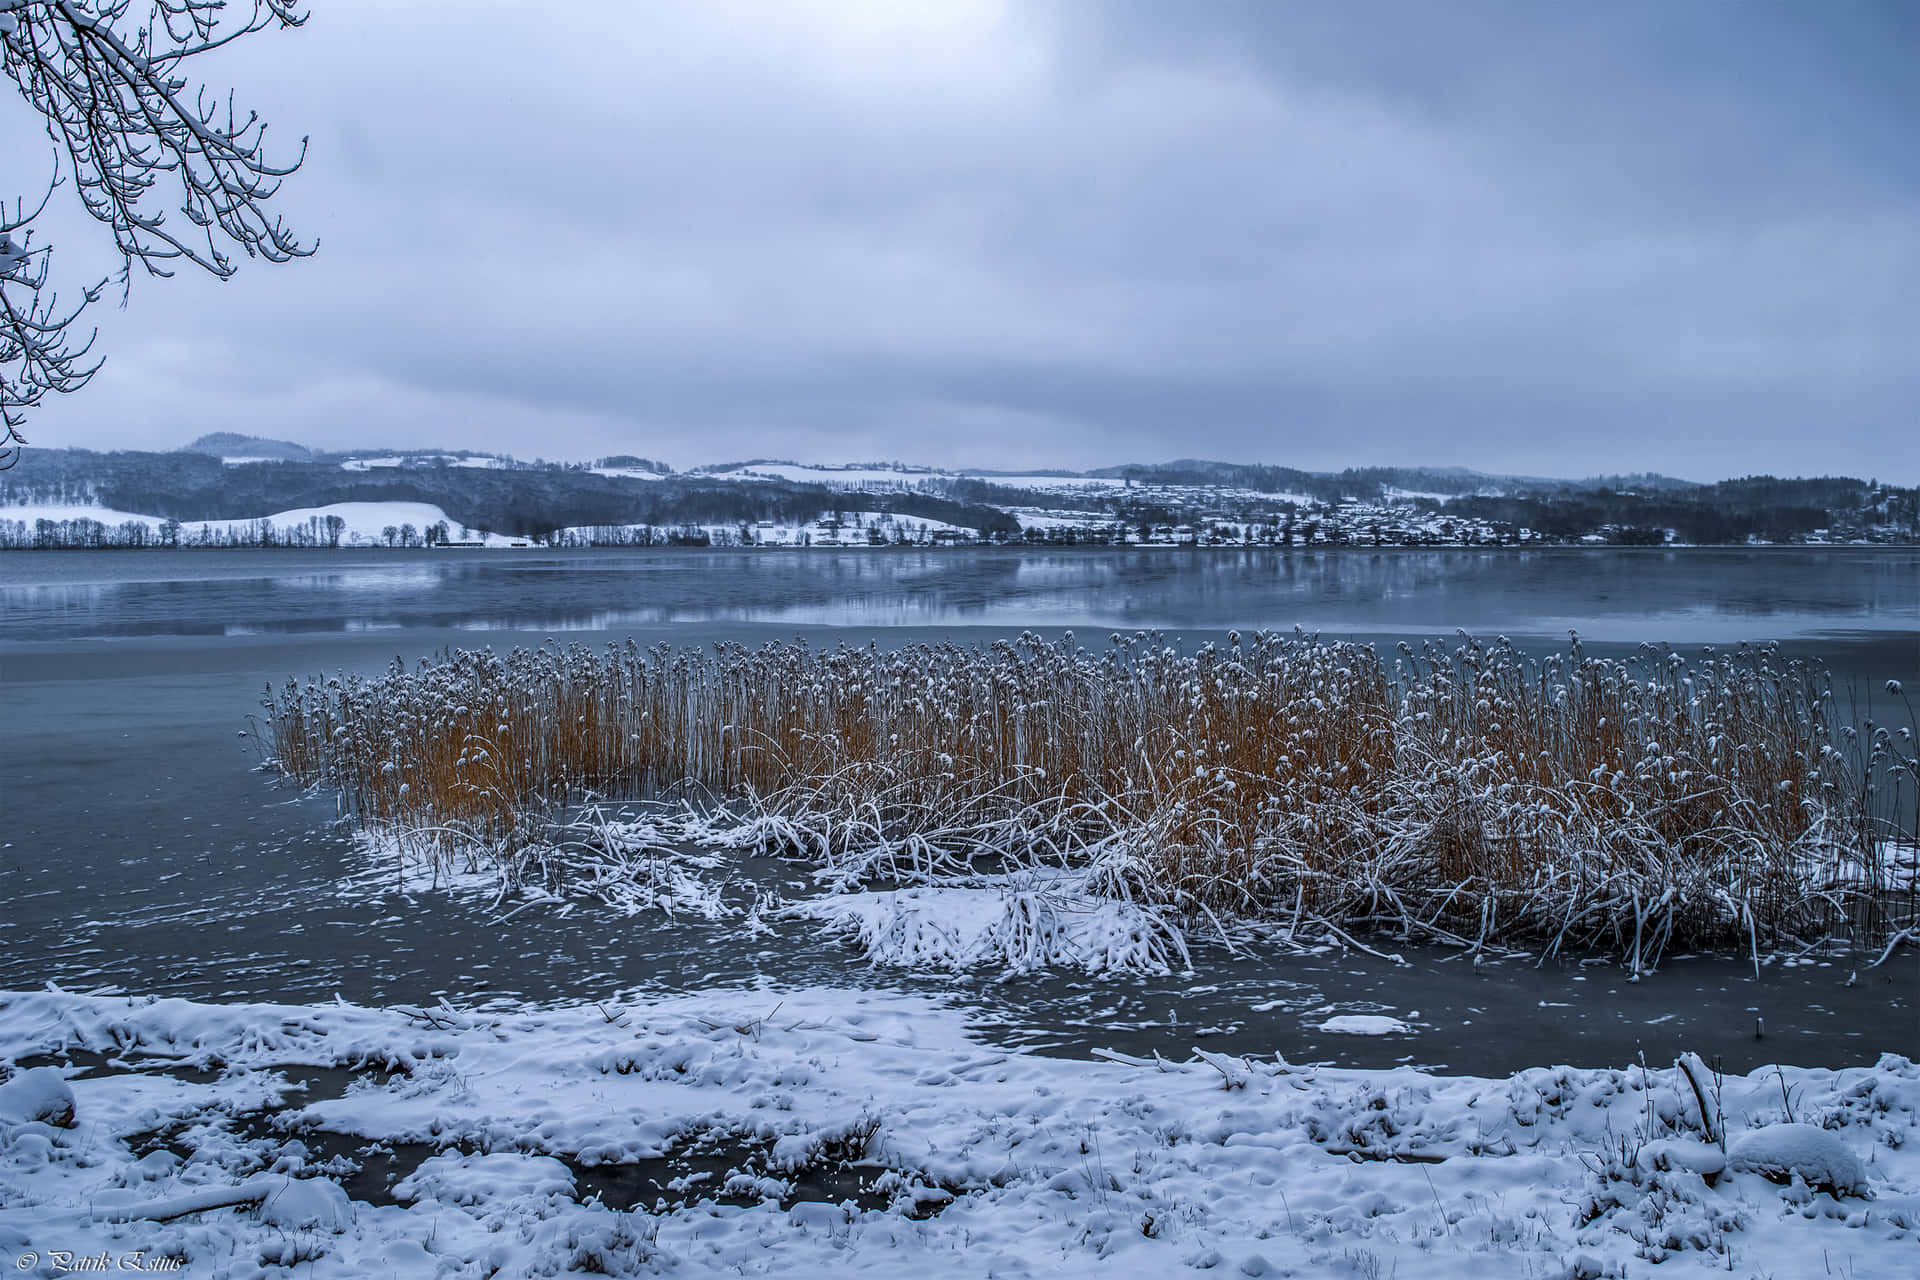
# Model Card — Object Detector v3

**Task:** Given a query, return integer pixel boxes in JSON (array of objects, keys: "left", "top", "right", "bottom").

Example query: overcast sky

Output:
[{"left": 7, "top": 0, "right": 1916, "bottom": 478}]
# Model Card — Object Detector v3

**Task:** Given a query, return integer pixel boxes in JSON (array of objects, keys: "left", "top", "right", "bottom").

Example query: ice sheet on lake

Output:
[{"left": 1318, "top": 1014, "right": 1411, "bottom": 1036}]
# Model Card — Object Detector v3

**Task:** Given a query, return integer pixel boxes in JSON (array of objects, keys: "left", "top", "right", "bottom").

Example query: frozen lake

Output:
[
  {"left": 5, "top": 544, "right": 1918, "bottom": 642},
  {"left": 3, "top": 547, "right": 1914, "bottom": 1074}
]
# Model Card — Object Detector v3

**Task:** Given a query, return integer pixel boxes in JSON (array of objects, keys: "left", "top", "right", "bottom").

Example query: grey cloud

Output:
[{"left": 15, "top": 1, "right": 1916, "bottom": 479}]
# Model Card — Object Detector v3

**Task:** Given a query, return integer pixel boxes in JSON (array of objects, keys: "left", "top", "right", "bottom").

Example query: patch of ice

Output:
[{"left": 1317, "top": 1015, "right": 1410, "bottom": 1036}]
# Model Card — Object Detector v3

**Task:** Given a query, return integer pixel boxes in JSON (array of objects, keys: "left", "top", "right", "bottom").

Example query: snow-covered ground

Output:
[
  {"left": 338, "top": 455, "right": 507, "bottom": 471},
  {"left": 2, "top": 500, "right": 992, "bottom": 550},
  {"left": 588, "top": 467, "right": 670, "bottom": 481},
  {"left": 235, "top": 502, "right": 522, "bottom": 547},
  {"left": 2, "top": 986, "right": 1913, "bottom": 1278},
  {"left": 0, "top": 501, "right": 533, "bottom": 548},
  {"left": 1008, "top": 510, "right": 1123, "bottom": 531},
  {"left": 0, "top": 502, "right": 173, "bottom": 528}
]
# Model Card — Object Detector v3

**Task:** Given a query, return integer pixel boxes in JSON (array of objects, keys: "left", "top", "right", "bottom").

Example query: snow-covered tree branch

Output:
[{"left": 0, "top": 0, "right": 312, "bottom": 468}]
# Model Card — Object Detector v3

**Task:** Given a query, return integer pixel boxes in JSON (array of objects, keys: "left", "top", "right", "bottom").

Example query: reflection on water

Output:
[
  {"left": 3, "top": 546, "right": 1918, "bottom": 643},
  {"left": 274, "top": 565, "right": 445, "bottom": 592},
  {"left": 1, "top": 547, "right": 1914, "bottom": 1074}
]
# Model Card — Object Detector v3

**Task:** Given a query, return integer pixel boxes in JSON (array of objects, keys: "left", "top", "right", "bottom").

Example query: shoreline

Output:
[{"left": 4, "top": 985, "right": 1914, "bottom": 1278}]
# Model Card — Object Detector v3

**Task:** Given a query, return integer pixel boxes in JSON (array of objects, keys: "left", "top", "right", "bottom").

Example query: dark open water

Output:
[{"left": 3, "top": 547, "right": 1914, "bottom": 1073}]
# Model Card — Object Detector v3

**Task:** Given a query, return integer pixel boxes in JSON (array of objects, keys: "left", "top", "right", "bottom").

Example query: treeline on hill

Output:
[
  {"left": 947, "top": 478, "right": 1108, "bottom": 512},
  {"left": 1092, "top": 461, "right": 1347, "bottom": 501},
  {"left": 0, "top": 450, "right": 1019, "bottom": 538},
  {"left": 1092, "top": 461, "right": 1563, "bottom": 502},
  {"left": 955, "top": 464, "right": 1356, "bottom": 508},
  {"left": 1443, "top": 477, "right": 1919, "bottom": 544}
]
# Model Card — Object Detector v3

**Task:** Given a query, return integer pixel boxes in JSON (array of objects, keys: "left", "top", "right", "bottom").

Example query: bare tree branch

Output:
[{"left": 0, "top": 0, "right": 312, "bottom": 467}]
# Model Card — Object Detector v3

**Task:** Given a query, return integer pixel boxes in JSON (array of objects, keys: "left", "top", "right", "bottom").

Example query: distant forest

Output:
[{"left": 1441, "top": 476, "right": 1918, "bottom": 545}]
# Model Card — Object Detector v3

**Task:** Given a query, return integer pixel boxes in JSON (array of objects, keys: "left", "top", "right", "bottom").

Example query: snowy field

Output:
[
  {"left": 1008, "top": 510, "right": 1125, "bottom": 531},
  {"left": 2, "top": 986, "right": 1913, "bottom": 1278},
  {"left": 235, "top": 502, "right": 524, "bottom": 547},
  {"left": 0, "top": 500, "right": 977, "bottom": 548},
  {"left": 336, "top": 456, "right": 507, "bottom": 471},
  {"left": 0, "top": 501, "right": 178, "bottom": 529},
  {"left": 0, "top": 500, "right": 530, "bottom": 547},
  {"left": 589, "top": 467, "right": 670, "bottom": 481}
]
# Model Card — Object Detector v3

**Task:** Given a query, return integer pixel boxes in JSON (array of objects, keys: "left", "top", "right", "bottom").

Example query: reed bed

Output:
[{"left": 260, "top": 631, "right": 1919, "bottom": 961}]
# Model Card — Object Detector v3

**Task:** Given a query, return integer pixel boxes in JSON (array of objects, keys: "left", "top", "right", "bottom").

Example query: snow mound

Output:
[
  {"left": 257, "top": 1175, "right": 355, "bottom": 1232},
  {"left": 1317, "top": 1015, "right": 1410, "bottom": 1036},
  {"left": 1554, "top": 1253, "right": 1625, "bottom": 1280},
  {"left": 1728, "top": 1122, "right": 1870, "bottom": 1195},
  {"left": 396, "top": 1152, "right": 576, "bottom": 1207},
  {"left": 1636, "top": 1138, "right": 1728, "bottom": 1181},
  {"left": 0, "top": 1066, "right": 75, "bottom": 1126}
]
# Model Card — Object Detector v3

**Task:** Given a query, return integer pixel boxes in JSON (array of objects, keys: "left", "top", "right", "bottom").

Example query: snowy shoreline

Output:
[{"left": 3, "top": 986, "right": 1914, "bottom": 1278}]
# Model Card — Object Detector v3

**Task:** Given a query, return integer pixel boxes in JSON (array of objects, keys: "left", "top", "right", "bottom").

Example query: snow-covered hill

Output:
[{"left": 0, "top": 501, "right": 535, "bottom": 548}]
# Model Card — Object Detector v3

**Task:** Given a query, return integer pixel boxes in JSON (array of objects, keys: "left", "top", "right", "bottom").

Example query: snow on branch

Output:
[{"left": 0, "top": 0, "right": 312, "bottom": 466}]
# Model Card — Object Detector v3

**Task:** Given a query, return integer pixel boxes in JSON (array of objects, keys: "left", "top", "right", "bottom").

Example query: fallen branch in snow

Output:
[
  {"left": 1192, "top": 1048, "right": 1251, "bottom": 1090},
  {"left": 1089, "top": 1047, "right": 1158, "bottom": 1070},
  {"left": 107, "top": 1181, "right": 275, "bottom": 1223},
  {"left": 103, "top": 1174, "right": 353, "bottom": 1232}
]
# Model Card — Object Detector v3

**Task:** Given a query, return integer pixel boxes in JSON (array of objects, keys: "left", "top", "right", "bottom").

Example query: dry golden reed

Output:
[{"left": 262, "top": 630, "right": 1917, "bottom": 955}]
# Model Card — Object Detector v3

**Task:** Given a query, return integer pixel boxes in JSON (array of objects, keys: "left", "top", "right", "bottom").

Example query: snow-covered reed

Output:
[{"left": 261, "top": 630, "right": 1918, "bottom": 959}]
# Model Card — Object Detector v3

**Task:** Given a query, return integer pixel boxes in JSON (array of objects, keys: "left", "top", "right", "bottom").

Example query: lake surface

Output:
[
  {"left": 6, "top": 545, "right": 1919, "bottom": 644},
  {"left": 3, "top": 547, "right": 1914, "bottom": 1074}
]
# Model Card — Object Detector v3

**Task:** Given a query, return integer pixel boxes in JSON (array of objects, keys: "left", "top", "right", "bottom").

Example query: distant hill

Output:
[
  {"left": 179, "top": 433, "right": 314, "bottom": 462},
  {"left": 0, "top": 447, "right": 1023, "bottom": 540},
  {"left": 2, "top": 444, "right": 1911, "bottom": 547}
]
